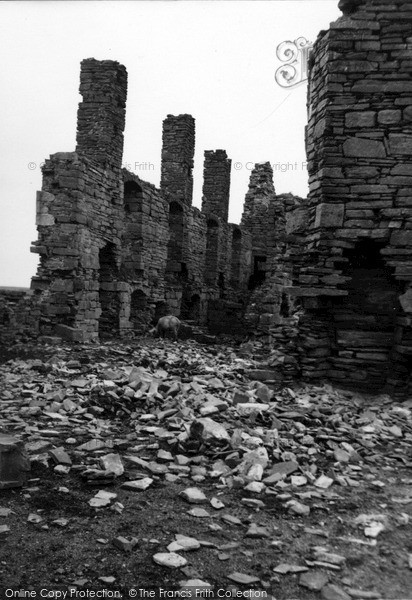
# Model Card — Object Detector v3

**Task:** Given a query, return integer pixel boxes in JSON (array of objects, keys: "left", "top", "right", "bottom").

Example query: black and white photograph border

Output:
[{"left": 0, "top": 0, "right": 411, "bottom": 598}]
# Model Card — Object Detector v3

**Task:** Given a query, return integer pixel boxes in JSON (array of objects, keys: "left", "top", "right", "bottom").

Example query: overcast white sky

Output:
[{"left": 0, "top": 0, "right": 341, "bottom": 287}]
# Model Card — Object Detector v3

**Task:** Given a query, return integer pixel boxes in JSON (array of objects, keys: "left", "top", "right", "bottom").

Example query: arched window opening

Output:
[
  {"left": 166, "top": 201, "right": 184, "bottom": 273},
  {"left": 248, "top": 255, "right": 267, "bottom": 290},
  {"left": 99, "top": 243, "right": 120, "bottom": 336},
  {"left": 205, "top": 219, "right": 219, "bottom": 284},
  {"left": 124, "top": 181, "right": 143, "bottom": 214},
  {"left": 231, "top": 228, "right": 242, "bottom": 287}
]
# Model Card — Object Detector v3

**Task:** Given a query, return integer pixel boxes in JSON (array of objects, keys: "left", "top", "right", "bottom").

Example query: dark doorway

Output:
[
  {"left": 99, "top": 243, "right": 120, "bottom": 337},
  {"left": 330, "top": 240, "right": 401, "bottom": 390},
  {"left": 181, "top": 293, "right": 201, "bottom": 322},
  {"left": 248, "top": 255, "right": 267, "bottom": 290}
]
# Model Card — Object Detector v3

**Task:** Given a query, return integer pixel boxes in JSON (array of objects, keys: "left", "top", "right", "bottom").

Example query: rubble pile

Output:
[{"left": 0, "top": 338, "right": 411, "bottom": 594}]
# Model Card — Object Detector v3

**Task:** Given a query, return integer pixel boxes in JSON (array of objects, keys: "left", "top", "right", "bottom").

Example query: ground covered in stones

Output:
[{"left": 0, "top": 337, "right": 412, "bottom": 599}]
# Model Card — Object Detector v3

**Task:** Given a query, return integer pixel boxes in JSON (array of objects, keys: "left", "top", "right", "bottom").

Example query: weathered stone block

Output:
[
  {"left": 404, "top": 106, "right": 412, "bottom": 121},
  {"left": 343, "top": 137, "right": 386, "bottom": 158},
  {"left": 399, "top": 288, "right": 412, "bottom": 314},
  {"left": 55, "top": 324, "right": 85, "bottom": 342},
  {"left": 0, "top": 435, "right": 30, "bottom": 489},
  {"left": 378, "top": 110, "right": 402, "bottom": 125},
  {"left": 315, "top": 204, "right": 344, "bottom": 228},
  {"left": 388, "top": 134, "right": 412, "bottom": 155},
  {"left": 346, "top": 166, "right": 379, "bottom": 179},
  {"left": 391, "top": 230, "right": 412, "bottom": 246},
  {"left": 345, "top": 112, "right": 376, "bottom": 128}
]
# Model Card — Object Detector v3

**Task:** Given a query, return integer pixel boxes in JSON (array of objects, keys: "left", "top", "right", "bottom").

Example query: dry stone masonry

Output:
[
  {"left": 1, "top": 0, "right": 411, "bottom": 397},
  {"left": 288, "top": 0, "right": 412, "bottom": 395}
]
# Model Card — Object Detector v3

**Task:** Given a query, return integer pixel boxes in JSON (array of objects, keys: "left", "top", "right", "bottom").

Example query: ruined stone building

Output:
[
  {"left": 27, "top": 58, "right": 262, "bottom": 340},
  {"left": 1, "top": 0, "right": 411, "bottom": 396}
]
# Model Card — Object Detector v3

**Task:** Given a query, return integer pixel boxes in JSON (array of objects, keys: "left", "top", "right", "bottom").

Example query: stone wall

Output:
[
  {"left": 27, "top": 59, "right": 256, "bottom": 340},
  {"left": 241, "top": 163, "right": 302, "bottom": 338},
  {"left": 0, "top": 289, "right": 40, "bottom": 342},
  {"left": 289, "top": 0, "right": 412, "bottom": 395}
]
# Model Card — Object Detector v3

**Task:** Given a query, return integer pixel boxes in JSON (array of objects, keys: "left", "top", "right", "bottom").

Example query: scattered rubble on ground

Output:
[{"left": 0, "top": 338, "right": 411, "bottom": 596}]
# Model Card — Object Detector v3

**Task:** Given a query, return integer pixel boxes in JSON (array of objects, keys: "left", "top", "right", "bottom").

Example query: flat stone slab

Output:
[{"left": 153, "top": 553, "right": 187, "bottom": 568}]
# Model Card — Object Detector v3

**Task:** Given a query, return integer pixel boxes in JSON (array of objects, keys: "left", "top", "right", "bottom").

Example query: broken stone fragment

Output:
[
  {"left": 241, "top": 498, "right": 265, "bottom": 509},
  {"left": 291, "top": 475, "right": 307, "bottom": 487},
  {"left": 354, "top": 513, "right": 389, "bottom": 538},
  {"left": 263, "top": 460, "right": 299, "bottom": 484},
  {"left": 232, "top": 390, "right": 250, "bottom": 405},
  {"left": 167, "top": 535, "right": 200, "bottom": 552},
  {"left": 49, "top": 447, "right": 72, "bottom": 466},
  {"left": 221, "top": 514, "right": 242, "bottom": 526},
  {"left": 180, "top": 487, "right": 207, "bottom": 504},
  {"left": 121, "top": 478, "right": 153, "bottom": 491},
  {"left": 314, "top": 551, "right": 346, "bottom": 566},
  {"left": 153, "top": 552, "right": 187, "bottom": 568},
  {"left": 112, "top": 536, "right": 138, "bottom": 552},
  {"left": 191, "top": 418, "right": 230, "bottom": 442},
  {"left": 210, "top": 497, "right": 225, "bottom": 510},
  {"left": 100, "top": 453, "right": 124, "bottom": 476},
  {"left": 244, "top": 481, "right": 266, "bottom": 494},
  {"left": 0, "top": 524, "right": 11, "bottom": 537},
  {"left": 334, "top": 448, "right": 351, "bottom": 463},
  {"left": 77, "top": 439, "right": 107, "bottom": 452},
  {"left": 187, "top": 508, "right": 210, "bottom": 518},
  {"left": 236, "top": 402, "right": 270, "bottom": 416},
  {"left": 321, "top": 584, "right": 351, "bottom": 600},
  {"left": 98, "top": 577, "right": 116, "bottom": 584},
  {"left": 299, "top": 570, "right": 329, "bottom": 591},
  {"left": 314, "top": 475, "right": 334, "bottom": 489},
  {"left": 273, "top": 563, "right": 308, "bottom": 574},
  {"left": 344, "top": 590, "right": 381, "bottom": 599},
  {"left": 89, "top": 490, "right": 117, "bottom": 508},
  {"left": 27, "top": 513, "right": 43, "bottom": 524},
  {"left": 227, "top": 572, "right": 260, "bottom": 584},
  {"left": 0, "top": 434, "right": 31, "bottom": 489},
  {"left": 239, "top": 447, "right": 269, "bottom": 474},
  {"left": 286, "top": 500, "right": 310, "bottom": 516},
  {"left": 245, "top": 523, "right": 270, "bottom": 538},
  {"left": 179, "top": 579, "right": 212, "bottom": 589}
]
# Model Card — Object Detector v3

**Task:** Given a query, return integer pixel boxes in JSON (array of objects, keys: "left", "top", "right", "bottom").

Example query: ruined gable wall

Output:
[
  {"left": 31, "top": 60, "right": 132, "bottom": 340},
  {"left": 293, "top": 0, "right": 412, "bottom": 393}
]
